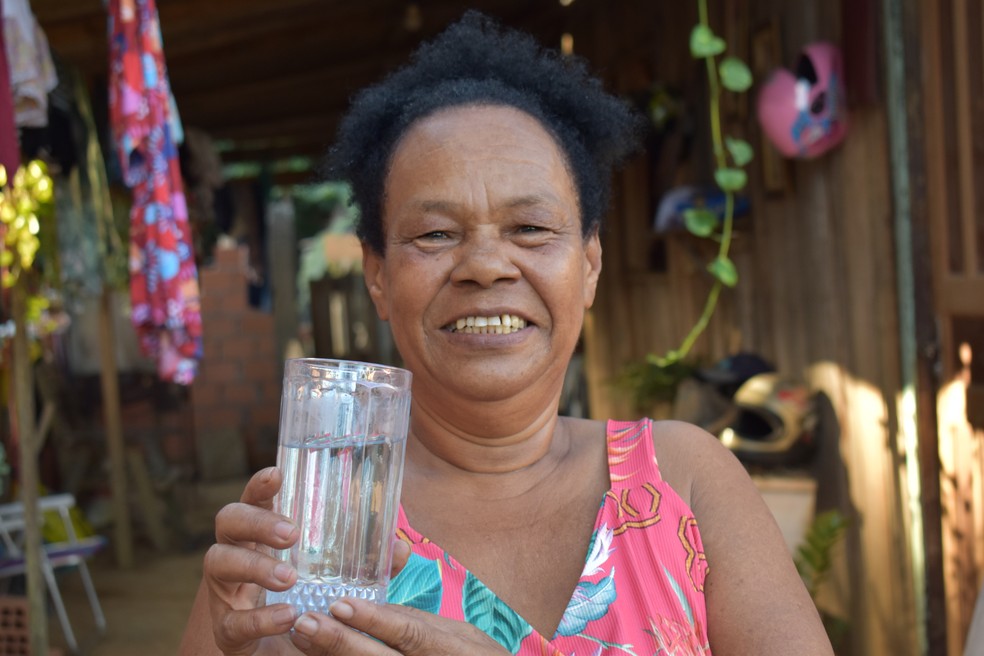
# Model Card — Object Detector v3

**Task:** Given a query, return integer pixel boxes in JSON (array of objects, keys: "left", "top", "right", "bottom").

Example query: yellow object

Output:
[{"left": 0, "top": 160, "right": 53, "bottom": 283}]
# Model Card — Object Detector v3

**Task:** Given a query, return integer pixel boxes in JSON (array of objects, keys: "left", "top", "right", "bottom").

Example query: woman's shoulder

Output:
[{"left": 647, "top": 418, "right": 743, "bottom": 508}]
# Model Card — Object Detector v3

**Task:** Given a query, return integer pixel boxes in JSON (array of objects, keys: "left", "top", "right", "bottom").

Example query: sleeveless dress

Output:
[{"left": 387, "top": 418, "right": 712, "bottom": 655}]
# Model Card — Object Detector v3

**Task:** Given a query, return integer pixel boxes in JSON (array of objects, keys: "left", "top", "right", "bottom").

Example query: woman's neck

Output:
[{"left": 405, "top": 393, "right": 568, "bottom": 478}]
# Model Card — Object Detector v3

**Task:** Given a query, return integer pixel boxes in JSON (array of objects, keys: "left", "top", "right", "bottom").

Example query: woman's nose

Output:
[{"left": 450, "top": 234, "right": 521, "bottom": 288}]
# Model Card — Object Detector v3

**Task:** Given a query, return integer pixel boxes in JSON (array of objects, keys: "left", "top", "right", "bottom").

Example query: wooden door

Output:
[{"left": 920, "top": 0, "right": 984, "bottom": 652}]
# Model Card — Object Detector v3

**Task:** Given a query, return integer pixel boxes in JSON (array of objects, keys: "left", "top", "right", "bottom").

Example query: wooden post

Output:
[
  {"left": 99, "top": 287, "right": 133, "bottom": 568},
  {"left": 11, "top": 281, "right": 47, "bottom": 656}
]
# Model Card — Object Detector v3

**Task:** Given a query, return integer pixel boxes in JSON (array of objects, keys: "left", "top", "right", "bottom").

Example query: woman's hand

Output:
[
  {"left": 185, "top": 466, "right": 415, "bottom": 655},
  {"left": 203, "top": 466, "right": 301, "bottom": 654},
  {"left": 288, "top": 598, "right": 510, "bottom": 656}
]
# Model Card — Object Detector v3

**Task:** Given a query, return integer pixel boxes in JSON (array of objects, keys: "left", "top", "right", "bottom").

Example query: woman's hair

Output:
[{"left": 325, "top": 10, "right": 644, "bottom": 254}]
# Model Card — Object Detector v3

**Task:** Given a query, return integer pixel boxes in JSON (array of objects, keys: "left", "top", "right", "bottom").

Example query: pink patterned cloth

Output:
[
  {"left": 108, "top": 0, "right": 201, "bottom": 384},
  {"left": 390, "top": 418, "right": 712, "bottom": 655}
]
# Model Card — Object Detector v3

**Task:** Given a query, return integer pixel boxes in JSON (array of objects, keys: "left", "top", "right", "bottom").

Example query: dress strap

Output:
[{"left": 605, "top": 418, "right": 664, "bottom": 489}]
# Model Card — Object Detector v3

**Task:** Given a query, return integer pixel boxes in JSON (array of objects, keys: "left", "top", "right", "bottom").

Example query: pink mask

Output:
[{"left": 756, "top": 42, "right": 848, "bottom": 159}]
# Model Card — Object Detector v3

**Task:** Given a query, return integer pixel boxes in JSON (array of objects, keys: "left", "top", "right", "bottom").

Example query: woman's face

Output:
[{"left": 364, "top": 104, "right": 602, "bottom": 406}]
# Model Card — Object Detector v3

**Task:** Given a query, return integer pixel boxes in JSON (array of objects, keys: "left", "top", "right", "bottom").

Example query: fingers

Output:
[
  {"left": 390, "top": 539, "right": 411, "bottom": 577},
  {"left": 204, "top": 543, "right": 297, "bottom": 592},
  {"left": 212, "top": 604, "right": 298, "bottom": 652},
  {"left": 289, "top": 611, "right": 400, "bottom": 655},
  {"left": 240, "top": 466, "right": 282, "bottom": 508},
  {"left": 215, "top": 497, "right": 298, "bottom": 548},
  {"left": 302, "top": 598, "right": 506, "bottom": 656}
]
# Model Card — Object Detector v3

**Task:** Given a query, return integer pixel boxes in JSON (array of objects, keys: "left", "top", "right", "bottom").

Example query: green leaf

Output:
[
  {"left": 707, "top": 256, "right": 738, "bottom": 287},
  {"left": 463, "top": 572, "right": 532, "bottom": 653},
  {"left": 683, "top": 208, "right": 718, "bottom": 237},
  {"left": 719, "top": 56, "right": 753, "bottom": 92},
  {"left": 387, "top": 553, "right": 443, "bottom": 613},
  {"left": 689, "top": 25, "right": 726, "bottom": 58},
  {"left": 714, "top": 167, "right": 747, "bottom": 192},
  {"left": 725, "top": 137, "right": 754, "bottom": 167}
]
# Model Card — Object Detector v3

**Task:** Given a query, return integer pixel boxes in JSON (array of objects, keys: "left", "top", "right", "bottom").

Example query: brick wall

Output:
[{"left": 191, "top": 244, "right": 282, "bottom": 479}]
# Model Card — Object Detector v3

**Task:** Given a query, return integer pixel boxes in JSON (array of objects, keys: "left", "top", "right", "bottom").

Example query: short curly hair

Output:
[{"left": 325, "top": 10, "right": 644, "bottom": 254}]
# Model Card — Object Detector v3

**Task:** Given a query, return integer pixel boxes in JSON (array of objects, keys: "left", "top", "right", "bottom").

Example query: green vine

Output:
[
  {"left": 620, "top": 0, "right": 753, "bottom": 409},
  {"left": 657, "top": 0, "right": 752, "bottom": 368}
]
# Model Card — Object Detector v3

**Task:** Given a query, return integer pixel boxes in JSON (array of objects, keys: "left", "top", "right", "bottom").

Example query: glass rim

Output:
[{"left": 284, "top": 357, "right": 412, "bottom": 382}]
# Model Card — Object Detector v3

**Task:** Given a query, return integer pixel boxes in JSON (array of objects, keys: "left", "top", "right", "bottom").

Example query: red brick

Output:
[
  {"left": 263, "top": 380, "right": 283, "bottom": 403},
  {"left": 213, "top": 245, "right": 248, "bottom": 272},
  {"left": 201, "top": 316, "right": 239, "bottom": 340},
  {"left": 244, "top": 358, "right": 278, "bottom": 384},
  {"left": 223, "top": 383, "right": 260, "bottom": 405},
  {"left": 201, "top": 270, "right": 246, "bottom": 293},
  {"left": 194, "top": 405, "right": 241, "bottom": 431},
  {"left": 249, "top": 402, "right": 281, "bottom": 429},
  {"left": 242, "top": 312, "right": 273, "bottom": 334},
  {"left": 212, "top": 290, "right": 247, "bottom": 313},
  {"left": 255, "top": 336, "right": 278, "bottom": 359},
  {"left": 221, "top": 336, "right": 256, "bottom": 360},
  {"left": 191, "top": 382, "right": 222, "bottom": 408},
  {"left": 200, "top": 360, "right": 240, "bottom": 384}
]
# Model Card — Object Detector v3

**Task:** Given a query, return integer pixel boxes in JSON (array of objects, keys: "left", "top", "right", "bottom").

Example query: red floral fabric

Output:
[{"left": 108, "top": 0, "right": 201, "bottom": 384}]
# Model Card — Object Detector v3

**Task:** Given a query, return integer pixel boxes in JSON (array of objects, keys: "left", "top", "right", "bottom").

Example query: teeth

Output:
[{"left": 448, "top": 315, "right": 527, "bottom": 334}]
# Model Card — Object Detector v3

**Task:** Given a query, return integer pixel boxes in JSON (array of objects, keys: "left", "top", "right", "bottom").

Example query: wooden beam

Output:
[{"left": 196, "top": 112, "right": 341, "bottom": 142}]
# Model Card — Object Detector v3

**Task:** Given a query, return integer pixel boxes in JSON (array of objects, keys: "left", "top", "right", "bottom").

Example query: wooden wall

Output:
[{"left": 570, "top": 1, "right": 918, "bottom": 654}]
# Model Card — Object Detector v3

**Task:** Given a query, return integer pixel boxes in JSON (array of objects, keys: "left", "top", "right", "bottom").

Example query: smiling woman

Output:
[{"left": 179, "top": 11, "right": 835, "bottom": 656}]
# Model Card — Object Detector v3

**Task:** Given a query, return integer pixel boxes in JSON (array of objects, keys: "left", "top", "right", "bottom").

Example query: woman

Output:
[{"left": 180, "top": 13, "right": 833, "bottom": 655}]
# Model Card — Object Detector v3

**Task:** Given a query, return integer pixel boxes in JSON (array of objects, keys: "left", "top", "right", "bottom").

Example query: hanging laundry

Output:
[
  {"left": 108, "top": 0, "right": 202, "bottom": 385},
  {"left": 0, "top": 0, "right": 20, "bottom": 176},
  {"left": 2, "top": 0, "right": 56, "bottom": 128}
]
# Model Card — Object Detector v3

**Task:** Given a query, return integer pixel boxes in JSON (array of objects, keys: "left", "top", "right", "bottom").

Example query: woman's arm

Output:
[{"left": 663, "top": 422, "right": 834, "bottom": 656}]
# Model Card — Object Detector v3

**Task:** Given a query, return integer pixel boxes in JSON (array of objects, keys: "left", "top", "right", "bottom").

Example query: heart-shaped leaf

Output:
[
  {"left": 719, "top": 56, "right": 753, "bottom": 92},
  {"left": 708, "top": 256, "right": 738, "bottom": 287},
  {"left": 725, "top": 137, "right": 754, "bottom": 167},
  {"left": 714, "top": 167, "right": 747, "bottom": 192},
  {"left": 683, "top": 208, "right": 718, "bottom": 237},
  {"left": 689, "top": 25, "right": 726, "bottom": 58}
]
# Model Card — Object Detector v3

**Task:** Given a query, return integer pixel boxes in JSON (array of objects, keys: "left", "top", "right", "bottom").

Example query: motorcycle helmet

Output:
[
  {"left": 717, "top": 373, "right": 818, "bottom": 466},
  {"left": 756, "top": 41, "right": 848, "bottom": 159}
]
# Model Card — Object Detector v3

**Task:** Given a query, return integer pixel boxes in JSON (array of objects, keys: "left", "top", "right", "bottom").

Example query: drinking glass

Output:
[{"left": 266, "top": 358, "right": 412, "bottom": 615}]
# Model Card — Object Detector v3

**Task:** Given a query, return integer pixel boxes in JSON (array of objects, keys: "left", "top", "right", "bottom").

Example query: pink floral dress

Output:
[{"left": 390, "top": 418, "right": 712, "bottom": 655}]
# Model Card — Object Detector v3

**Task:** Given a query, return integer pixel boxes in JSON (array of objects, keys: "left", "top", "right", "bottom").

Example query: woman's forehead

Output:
[{"left": 385, "top": 106, "right": 575, "bottom": 204}]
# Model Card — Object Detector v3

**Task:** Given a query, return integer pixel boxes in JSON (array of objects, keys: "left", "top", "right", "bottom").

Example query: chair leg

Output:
[
  {"left": 42, "top": 563, "right": 78, "bottom": 654},
  {"left": 75, "top": 561, "right": 105, "bottom": 632}
]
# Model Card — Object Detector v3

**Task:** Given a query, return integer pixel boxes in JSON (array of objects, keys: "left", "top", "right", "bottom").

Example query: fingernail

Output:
[
  {"left": 274, "top": 521, "right": 296, "bottom": 540},
  {"left": 274, "top": 563, "right": 294, "bottom": 583},
  {"left": 294, "top": 615, "right": 318, "bottom": 636},
  {"left": 329, "top": 600, "right": 354, "bottom": 619},
  {"left": 272, "top": 606, "right": 296, "bottom": 625}
]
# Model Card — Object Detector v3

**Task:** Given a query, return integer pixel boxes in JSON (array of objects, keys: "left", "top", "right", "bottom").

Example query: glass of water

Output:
[{"left": 266, "top": 358, "right": 412, "bottom": 616}]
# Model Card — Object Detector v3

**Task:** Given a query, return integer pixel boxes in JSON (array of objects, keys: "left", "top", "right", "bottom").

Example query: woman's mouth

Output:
[{"left": 445, "top": 314, "right": 528, "bottom": 334}]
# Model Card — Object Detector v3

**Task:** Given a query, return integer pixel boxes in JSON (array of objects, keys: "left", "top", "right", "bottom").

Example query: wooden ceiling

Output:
[{"left": 32, "top": 0, "right": 576, "bottom": 172}]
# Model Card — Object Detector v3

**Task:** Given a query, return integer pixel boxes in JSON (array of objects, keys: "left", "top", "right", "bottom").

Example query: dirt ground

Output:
[{"left": 43, "top": 478, "right": 247, "bottom": 656}]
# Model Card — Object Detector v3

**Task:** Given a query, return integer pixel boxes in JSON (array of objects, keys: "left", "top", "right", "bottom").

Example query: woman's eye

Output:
[
  {"left": 517, "top": 225, "right": 543, "bottom": 234},
  {"left": 419, "top": 231, "right": 449, "bottom": 240}
]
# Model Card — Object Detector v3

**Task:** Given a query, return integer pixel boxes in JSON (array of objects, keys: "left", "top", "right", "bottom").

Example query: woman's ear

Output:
[
  {"left": 362, "top": 243, "right": 390, "bottom": 321},
  {"left": 582, "top": 232, "right": 602, "bottom": 309}
]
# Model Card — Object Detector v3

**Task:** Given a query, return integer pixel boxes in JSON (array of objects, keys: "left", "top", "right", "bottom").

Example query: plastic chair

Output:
[{"left": 0, "top": 494, "right": 107, "bottom": 653}]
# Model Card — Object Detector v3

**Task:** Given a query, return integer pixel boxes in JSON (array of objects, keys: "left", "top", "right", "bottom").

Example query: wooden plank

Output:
[
  {"left": 939, "top": 278, "right": 984, "bottom": 316},
  {"left": 99, "top": 288, "right": 134, "bottom": 569},
  {"left": 11, "top": 283, "right": 47, "bottom": 656},
  {"left": 952, "top": 0, "right": 978, "bottom": 279}
]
